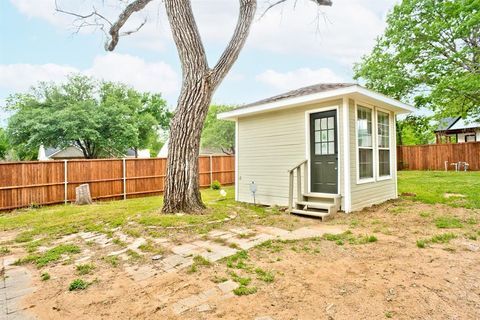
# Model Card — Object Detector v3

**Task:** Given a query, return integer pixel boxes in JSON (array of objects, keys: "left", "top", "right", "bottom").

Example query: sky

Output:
[{"left": 0, "top": 0, "right": 400, "bottom": 127}]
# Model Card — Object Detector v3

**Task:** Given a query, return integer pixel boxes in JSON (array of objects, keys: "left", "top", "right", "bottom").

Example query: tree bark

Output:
[
  {"left": 162, "top": 79, "right": 213, "bottom": 212},
  {"left": 162, "top": 0, "right": 256, "bottom": 213}
]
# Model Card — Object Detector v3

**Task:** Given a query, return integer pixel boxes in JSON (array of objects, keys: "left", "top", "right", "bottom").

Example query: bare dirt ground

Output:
[{"left": 9, "top": 199, "right": 480, "bottom": 319}]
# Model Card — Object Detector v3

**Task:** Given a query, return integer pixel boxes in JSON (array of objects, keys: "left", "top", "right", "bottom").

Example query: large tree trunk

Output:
[
  {"left": 162, "top": 78, "right": 213, "bottom": 213},
  {"left": 161, "top": 0, "right": 256, "bottom": 213}
]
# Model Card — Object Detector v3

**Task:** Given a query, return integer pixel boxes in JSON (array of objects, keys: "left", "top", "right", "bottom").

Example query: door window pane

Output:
[
  {"left": 327, "top": 117, "right": 334, "bottom": 128},
  {"left": 321, "top": 118, "right": 327, "bottom": 130},
  {"left": 313, "top": 114, "right": 336, "bottom": 155}
]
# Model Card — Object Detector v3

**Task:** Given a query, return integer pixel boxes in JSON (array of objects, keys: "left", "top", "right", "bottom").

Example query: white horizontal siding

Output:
[{"left": 237, "top": 99, "right": 343, "bottom": 207}]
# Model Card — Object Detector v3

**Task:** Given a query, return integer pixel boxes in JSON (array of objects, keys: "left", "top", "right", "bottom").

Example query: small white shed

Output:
[{"left": 218, "top": 83, "right": 414, "bottom": 217}]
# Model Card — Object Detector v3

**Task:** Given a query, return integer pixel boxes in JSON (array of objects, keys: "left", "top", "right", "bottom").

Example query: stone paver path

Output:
[
  {"left": 1, "top": 256, "right": 35, "bottom": 320},
  {"left": 1, "top": 224, "right": 342, "bottom": 319},
  {"left": 167, "top": 225, "right": 343, "bottom": 315}
]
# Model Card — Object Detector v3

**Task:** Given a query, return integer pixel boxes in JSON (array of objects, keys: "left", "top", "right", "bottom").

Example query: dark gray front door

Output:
[{"left": 310, "top": 110, "right": 338, "bottom": 193}]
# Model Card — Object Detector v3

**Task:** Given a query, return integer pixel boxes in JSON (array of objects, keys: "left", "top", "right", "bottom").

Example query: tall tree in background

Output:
[
  {"left": 5, "top": 75, "right": 169, "bottom": 159},
  {"left": 57, "top": 0, "right": 333, "bottom": 213},
  {"left": 201, "top": 105, "right": 235, "bottom": 155},
  {"left": 354, "top": 0, "right": 479, "bottom": 118},
  {"left": 396, "top": 115, "right": 435, "bottom": 146},
  {"left": 0, "top": 128, "right": 10, "bottom": 160}
]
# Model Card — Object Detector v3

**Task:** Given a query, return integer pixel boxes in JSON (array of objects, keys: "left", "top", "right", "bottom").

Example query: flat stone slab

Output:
[
  {"left": 217, "top": 280, "right": 239, "bottom": 294},
  {"left": 125, "top": 265, "right": 159, "bottom": 282},
  {"left": 171, "top": 243, "right": 199, "bottom": 256},
  {"left": 1, "top": 259, "right": 35, "bottom": 320}
]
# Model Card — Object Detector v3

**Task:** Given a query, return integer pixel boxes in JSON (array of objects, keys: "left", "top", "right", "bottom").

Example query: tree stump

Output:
[{"left": 75, "top": 184, "right": 93, "bottom": 205}]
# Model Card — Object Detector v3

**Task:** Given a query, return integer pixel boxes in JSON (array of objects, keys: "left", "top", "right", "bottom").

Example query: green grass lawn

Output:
[
  {"left": 0, "top": 186, "right": 238, "bottom": 242},
  {"left": 398, "top": 171, "right": 480, "bottom": 209}
]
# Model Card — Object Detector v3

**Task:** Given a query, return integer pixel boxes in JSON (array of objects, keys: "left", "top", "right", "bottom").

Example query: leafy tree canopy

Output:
[
  {"left": 5, "top": 75, "right": 171, "bottom": 159},
  {"left": 0, "top": 128, "right": 10, "bottom": 160},
  {"left": 397, "top": 115, "right": 435, "bottom": 145},
  {"left": 354, "top": 0, "right": 480, "bottom": 119},
  {"left": 201, "top": 105, "right": 235, "bottom": 154}
]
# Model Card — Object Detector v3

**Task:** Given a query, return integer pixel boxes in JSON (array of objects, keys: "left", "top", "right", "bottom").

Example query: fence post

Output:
[
  {"left": 209, "top": 155, "right": 213, "bottom": 186},
  {"left": 122, "top": 158, "right": 127, "bottom": 200},
  {"left": 64, "top": 160, "right": 68, "bottom": 204}
]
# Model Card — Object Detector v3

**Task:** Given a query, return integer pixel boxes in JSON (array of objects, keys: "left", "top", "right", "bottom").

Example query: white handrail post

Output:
[
  {"left": 122, "top": 158, "right": 127, "bottom": 200},
  {"left": 296, "top": 167, "right": 302, "bottom": 203},
  {"left": 303, "top": 161, "right": 308, "bottom": 195},
  {"left": 288, "top": 171, "right": 294, "bottom": 211},
  {"left": 64, "top": 160, "right": 68, "bottom": 204}
]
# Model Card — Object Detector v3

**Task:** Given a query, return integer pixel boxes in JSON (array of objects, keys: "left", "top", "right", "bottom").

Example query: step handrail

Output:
[
  {"left": 288, "top": 159, "right": 307, "bottom": 173},
  {"left": 288, "top": 159, "right": 308, "bottom": 211}
]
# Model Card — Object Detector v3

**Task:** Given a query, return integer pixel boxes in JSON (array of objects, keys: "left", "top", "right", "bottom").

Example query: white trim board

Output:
[
  {"left": 218, "top": 85, "right": 415, "bottom": 120},
  {"left": 234, "top": 119, "right": 239, "bottom": 201},
  {"left": 342, "top": 97, "right": 351, "bottom": 213}
]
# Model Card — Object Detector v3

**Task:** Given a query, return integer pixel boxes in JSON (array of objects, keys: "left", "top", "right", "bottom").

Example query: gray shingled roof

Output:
[
  {"left": 238, "top": 83, "right": 357, "bottom": 109},
  {"left": 435, "top": 117, "right": 461, "bottom": 131}
]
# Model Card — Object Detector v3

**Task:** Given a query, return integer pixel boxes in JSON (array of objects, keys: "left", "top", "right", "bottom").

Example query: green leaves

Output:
[
  {"left": 5, "top": 75, "right": 171, "bottom": 160},
  {"left": 0, "top": 128, "right": 9, "bottom": 160},
  {"left": 354, "top": 0, "right": 480, "bottom": 118},
  {"left": 201, "top": 105, "right": 235, "bottom": 154}
]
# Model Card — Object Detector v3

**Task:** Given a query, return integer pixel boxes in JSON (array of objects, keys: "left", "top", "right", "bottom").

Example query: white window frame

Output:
[
  {"left": 376, "top": 107, "right": 393, "bottom": 181},
  {"left": 355, "top": 102, "right": 375, "bottom": 184}
]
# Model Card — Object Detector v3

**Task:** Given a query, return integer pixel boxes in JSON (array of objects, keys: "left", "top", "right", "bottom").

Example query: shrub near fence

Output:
[
  {"left": 0, "top": 155, "right": 235, "bottom": 211},
  {"left": 397, "top": 142, "right": 480, "bottom": 171}
]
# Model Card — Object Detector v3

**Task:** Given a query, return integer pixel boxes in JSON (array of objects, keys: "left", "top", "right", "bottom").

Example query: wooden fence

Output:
[
  {"left": 0, "top": 155, "right": 235, "bottom": 211},
  {"left": 397, "top": 142, "right": 480, "bottom": 171}
]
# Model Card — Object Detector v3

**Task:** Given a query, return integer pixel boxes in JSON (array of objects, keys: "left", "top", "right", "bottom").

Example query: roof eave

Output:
[{"left": 218, "top": 85, "right": 415, "bottom": 120}]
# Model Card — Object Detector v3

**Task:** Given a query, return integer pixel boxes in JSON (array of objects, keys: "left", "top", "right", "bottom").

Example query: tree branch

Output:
[
  {"left": 261, "top": 0, "right": 332, "bottom": 18},
  {"left": 106, "top": 0, "right": 154, "bottom": 51},
  {"left": 211, "top": 0, "right": 257, "bottom": 88},
  {"left": 55, "top": 0, "right": 152, "bottom": 51}
]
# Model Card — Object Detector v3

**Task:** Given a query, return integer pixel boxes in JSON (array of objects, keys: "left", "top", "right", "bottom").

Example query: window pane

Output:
[
  {"left": 321, "top": 118, "right": 327, "bottom": 130},
  {"left": 377, "top": 111, "right": 390, "bottom": 148},
  {"left": 359, "top": 149, "right": 373, "bottom": 179},
  {"left": 315, "top": 143, "right": 321, "bottom": 155},
  {"left": 328, "top": 142, "right": 335, "bottom": 154},
  {"left": 327, "top": 117, "right": 334, "bottom": 129},
  {"left": 315, "top": 119, "right": 320, "bottom": 130},
  {"left": 321, "top": 131, "right": 328, "bottom": 142},
  {"left": 379, "top": 150, "right": 390, "bottom": 176},
  {"left": 328, "top": 129, "right": 334, "bottom": 142},
  {"left": 315, "top": 131, "right": 320, "bottom": 143},
  {"left": 321, "top": 143, "right": 328, "bottom": 154},
  {"left": 357, "top": 106, "right": 372, "bottom": 148}
]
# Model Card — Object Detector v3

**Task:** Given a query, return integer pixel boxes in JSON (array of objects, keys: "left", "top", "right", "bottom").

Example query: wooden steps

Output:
[{"left": 290, "top": 193, "right": 341, "bottom": 221}]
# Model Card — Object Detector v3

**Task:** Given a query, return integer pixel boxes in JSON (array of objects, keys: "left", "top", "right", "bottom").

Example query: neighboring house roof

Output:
[
  {"left": 436, "top": 116, "right": 480, "bottom": 132},
  {"left": 435, "top": 117, "right": 461, "bottom": 131},
  {"left": 449, "top": 118, "right": 480, "bottom": 131},
  {"left": 157, "top": 139, "right": 228, "bottom": 157},
  {"left": 38, "top": 145, "right": 150, "bottom": 160},
  {"left": 218, "top": 83, "right": 415, "bottom": 120}
]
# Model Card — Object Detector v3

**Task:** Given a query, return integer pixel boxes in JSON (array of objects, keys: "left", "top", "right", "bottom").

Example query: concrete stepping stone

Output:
[
  {"left": 1, "top": 257, "right": 35, "bottom": 320},
  {"left": 125, "top": 265, "right": 159, "bottom": 282},
  {"left": 171, "top": 280, "right": 239, "bottom": 315}
]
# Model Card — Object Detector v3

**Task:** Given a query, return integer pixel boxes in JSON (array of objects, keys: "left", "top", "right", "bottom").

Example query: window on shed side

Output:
[
  {"left": 377, "top": 111, "right": 391, "bottom": 177},
  {"left": 357, "top": 106, "right": 373, "bottom": 180}
]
